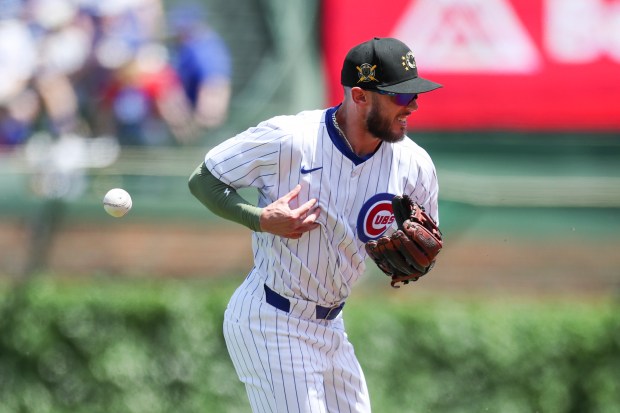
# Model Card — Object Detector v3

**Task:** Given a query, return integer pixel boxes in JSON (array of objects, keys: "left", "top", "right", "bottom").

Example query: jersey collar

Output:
[{"left": 325, "top": 105, "right": 376, "bottom": 166}]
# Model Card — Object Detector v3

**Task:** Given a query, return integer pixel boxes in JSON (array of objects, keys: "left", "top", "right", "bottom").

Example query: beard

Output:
[{"left": 365, "top": 101, "right": 406, "bottom": 143}]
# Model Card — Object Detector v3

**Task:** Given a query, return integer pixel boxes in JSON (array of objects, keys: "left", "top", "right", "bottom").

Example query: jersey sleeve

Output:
[
  {"left": 204, "top": 120, "right": 290, "bottom": 190},
  {"left": 403, "top": 143, "right": 440, "bottom": 225}
]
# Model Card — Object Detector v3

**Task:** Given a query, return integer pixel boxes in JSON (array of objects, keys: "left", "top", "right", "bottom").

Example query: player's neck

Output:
[{"left": 334, "top": 108, "right": 381, "bottom": 158}]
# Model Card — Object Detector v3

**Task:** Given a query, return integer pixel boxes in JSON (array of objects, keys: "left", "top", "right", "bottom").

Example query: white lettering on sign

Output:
[
  {"left": 545, "top": 0, "right": 620, "bottom": 63},
  {"left": 393, "top": 0, "right": 541, "bottom": 73}
]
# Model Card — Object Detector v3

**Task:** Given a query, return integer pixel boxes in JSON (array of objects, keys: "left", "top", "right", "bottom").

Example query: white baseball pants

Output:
[{"left": 223, "top": 277, "right": 371, "bottom": 413}]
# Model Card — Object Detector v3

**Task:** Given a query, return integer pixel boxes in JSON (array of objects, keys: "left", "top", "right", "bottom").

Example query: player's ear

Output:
[{"left": 350, "top": 87, "right": 368, "bottom": 105}]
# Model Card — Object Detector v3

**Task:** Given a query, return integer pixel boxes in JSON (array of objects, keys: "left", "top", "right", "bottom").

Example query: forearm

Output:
[{"left": 188, "top": 163, "right": 262, "bottom": 232}]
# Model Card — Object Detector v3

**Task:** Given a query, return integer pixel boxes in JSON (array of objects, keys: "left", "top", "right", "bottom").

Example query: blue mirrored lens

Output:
[
  {"left": 394, "top": 93, "right": 418, "bottom": 106},
  {"left": 377, "top": 90, "right": 418, "bottom": 105}
]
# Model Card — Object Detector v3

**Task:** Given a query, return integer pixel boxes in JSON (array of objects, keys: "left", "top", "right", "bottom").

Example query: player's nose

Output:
[{"left": 406, "top": 97, "right": 419, "bottom": 110}]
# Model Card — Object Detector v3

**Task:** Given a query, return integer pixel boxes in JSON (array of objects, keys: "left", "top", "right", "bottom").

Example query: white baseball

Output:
[{"left": 103, "top": 188, "right": 132, "bottom": 217}]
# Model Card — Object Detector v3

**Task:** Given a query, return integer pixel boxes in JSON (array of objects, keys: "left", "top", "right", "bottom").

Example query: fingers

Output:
[
  {"left": 280, "top": 186, "right": 317, "bottom": 215},
  {"left": 281, "top": 184, "right": 302, "bottom": 202},
  {"left": 281, "top": 207, "right": 320, "bottom": 239},
  {"left": 294, "top": 198, "right": 318, "bottom": 216},
  {"left": 301, "top": 207, "right": 321, "bottom": 226},
  {"left": 260, "top": 185, "right": 322, "bottom": 239}
]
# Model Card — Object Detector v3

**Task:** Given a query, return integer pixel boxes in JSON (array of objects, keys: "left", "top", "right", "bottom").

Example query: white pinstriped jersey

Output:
[{"left": 205, "top": 105, "right": 439, "bottom": 307}]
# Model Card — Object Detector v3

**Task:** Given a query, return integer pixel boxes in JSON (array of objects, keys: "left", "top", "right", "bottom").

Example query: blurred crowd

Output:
[{"left": 0, "top": 0, "right": 232, "bottom": 149}]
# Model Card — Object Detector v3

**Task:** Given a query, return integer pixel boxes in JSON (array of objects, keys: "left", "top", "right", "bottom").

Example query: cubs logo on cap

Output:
[
  {"left": 402, "top": 51, "right": 416, "bottom": 70},
  {"left": 341, "top": 37, "right": 442, "bottom": 95}
]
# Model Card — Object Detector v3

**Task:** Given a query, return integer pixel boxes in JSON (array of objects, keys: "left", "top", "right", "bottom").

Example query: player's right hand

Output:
[{"left": 259, "top": 184, "right": 321, "bottom": 239}]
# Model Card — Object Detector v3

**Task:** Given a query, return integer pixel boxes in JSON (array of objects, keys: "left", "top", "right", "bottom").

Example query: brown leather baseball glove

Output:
[{"left": 365, "top": 195, "right": 443, "bottom": 287}]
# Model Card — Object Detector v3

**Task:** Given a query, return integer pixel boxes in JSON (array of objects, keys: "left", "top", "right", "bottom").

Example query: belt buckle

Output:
[
  {"left": 324, "top": 306, "right": 338, "bottom": 320},
  {"left": 321, "top": 303, "right": 343, "bottom": 320}
]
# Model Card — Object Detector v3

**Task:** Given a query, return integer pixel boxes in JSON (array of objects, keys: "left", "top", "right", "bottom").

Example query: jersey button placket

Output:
[{"left": 345, "top": 167, "right": 360, "bottom": 212}]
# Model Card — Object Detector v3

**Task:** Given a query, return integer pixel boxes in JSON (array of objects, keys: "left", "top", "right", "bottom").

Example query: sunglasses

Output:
[{"left": 377, "top": 90, "right": 419, "bottom": 106}]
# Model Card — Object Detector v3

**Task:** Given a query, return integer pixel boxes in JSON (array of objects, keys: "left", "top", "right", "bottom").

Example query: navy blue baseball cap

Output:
[{"left": 341, "top": 37, "right": 442, "bottom": 94}]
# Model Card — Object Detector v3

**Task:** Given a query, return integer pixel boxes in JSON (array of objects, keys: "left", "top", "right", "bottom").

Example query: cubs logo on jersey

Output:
[{"left": 357, "top": 193, "right": 395, "bottom": 243}]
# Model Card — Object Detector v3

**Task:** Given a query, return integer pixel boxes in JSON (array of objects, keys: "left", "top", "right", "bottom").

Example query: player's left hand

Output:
[
  {"left": 365, "top": 195, "right": 442, "bottom": 287},
  {"left": 260, "top": 185, "right": 321, "bottom": 239}
]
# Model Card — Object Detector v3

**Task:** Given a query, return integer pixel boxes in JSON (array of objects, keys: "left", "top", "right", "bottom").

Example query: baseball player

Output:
[{"left": 189, "top": 37, "right": 442, "bottom": 413}]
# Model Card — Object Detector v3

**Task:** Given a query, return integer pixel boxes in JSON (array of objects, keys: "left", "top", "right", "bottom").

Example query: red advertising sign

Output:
[{"left": 322, "top": 0, "right": 620, "bottom": 131}]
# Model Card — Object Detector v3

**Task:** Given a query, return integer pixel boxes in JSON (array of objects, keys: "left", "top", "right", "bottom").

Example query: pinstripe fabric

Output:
[
  {"left": 224, "top": 272, "right": 371, "bottom": 413},
  {"left": 205, "top": 107, "right": 439, "bottom": 306},
  {"left": 206, "top": 106, "right": 439, "bottom": 412}
]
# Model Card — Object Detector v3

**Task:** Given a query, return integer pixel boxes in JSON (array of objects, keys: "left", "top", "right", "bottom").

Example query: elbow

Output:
[
  {"left": 188, "top": 178, "right": 202, "bottom": 202},
  {"left": 188, "top": 172, "right": 195, "bottom": 192},
  {"left": 188, "top": 167, "right": 202, "bottom": 198}
]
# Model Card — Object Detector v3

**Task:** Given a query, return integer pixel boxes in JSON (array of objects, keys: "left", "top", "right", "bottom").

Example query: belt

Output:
[{"left": 264, "top": 284, "right": 345, "bottom": 320}]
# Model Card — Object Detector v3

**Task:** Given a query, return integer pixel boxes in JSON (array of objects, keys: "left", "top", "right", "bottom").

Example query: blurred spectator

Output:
[
  {"left": 168, "top": 2, "right": 232, "bottom": 131},
  {"left": 97, "top": 43, "right": 197, "bottom": 146},
  {"left": 1, "top": 0, "right": 94, "bottom": 148},
  {"left": 28, "top": 0, "right": 93, "bottom": 136},
  {"left": 91, "top": 0, "right": 165, "bottom": 44},
  {"left": 0, "top": 17, "right": 39, "bottom": 147},
  {"left": 1, "top": 0, "right": 215, "bottom": 149},
  {"left": 82, "top": 0, "right": 200, "bottom": 146},
  {"left": 0, "top": 90, "right": 40, "bottom": 148}
]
